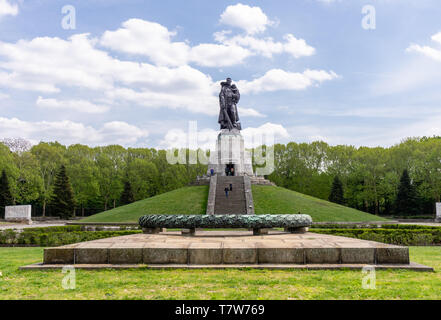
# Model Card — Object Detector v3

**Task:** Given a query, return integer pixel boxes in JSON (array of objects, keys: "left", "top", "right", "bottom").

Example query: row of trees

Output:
[
  {"left": 0, "top": 139, "right": 207, "bottom": 217},
  {"left": 1, "top": 136, "right": 441, "bottom": 218},
  {"left": 268, "top": 137, "right": 441, "bottom": 216}
]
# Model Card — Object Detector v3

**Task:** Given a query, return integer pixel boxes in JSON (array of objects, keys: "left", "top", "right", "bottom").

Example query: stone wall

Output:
[{"left": 5, "top": 205, "right": 32, "bottom": 224}]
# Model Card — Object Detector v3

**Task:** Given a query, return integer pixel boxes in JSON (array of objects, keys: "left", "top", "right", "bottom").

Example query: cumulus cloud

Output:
[
  {"left": 36, "top": 96, "right": 109, "bottom": 114},
  {"left": 0, "top": 34, "right": 222, "bottom": 115},
  {"left": 0, "top": 0, "right": 18, "bottom": 17},
  {"left": 241, "top": 122, "right": 290, "bottom": 148},
  {"left": 214, "top": 32, "right": 315, "bottom": 59},
  {"left": 219, "top": 3, "right": 273, "bottom": 34},
  {"left": 100, "top": 18, "right": 252, "bottom": 67},
  {"left": 238, "top": 69, "right": 338, "bottom": 94},
  {"left": 238, "top": 107, "right": 266, "bottom": 118},
  {"left": 101, "top": 17, "right": 315, "bottom": 66},
  {"left": 0, "top": 117, "right": 149, "bottom": 146},
  {"left": 407, "top": 31, "right": 441, "bottom": 62},
  {"left": 0, "top": 31, "right": 335, "bottom": 115}
]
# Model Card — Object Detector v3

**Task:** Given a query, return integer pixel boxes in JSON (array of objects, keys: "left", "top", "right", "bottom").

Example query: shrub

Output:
[
  {"left": 1, "top": 229, "right": 141, "bottom": 246},
  {"left": 313, "top": 228, "right": 441, "bottom": 246}
]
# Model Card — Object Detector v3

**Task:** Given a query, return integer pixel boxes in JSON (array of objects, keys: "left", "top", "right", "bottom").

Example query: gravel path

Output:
[{"left": 0, "top": 220, "right": 68, "bottom": 230}]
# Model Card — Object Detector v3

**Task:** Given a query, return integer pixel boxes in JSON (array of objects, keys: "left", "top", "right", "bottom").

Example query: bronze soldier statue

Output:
[{"left": 218, "top": 78, "right": 241, "bottom": 130}]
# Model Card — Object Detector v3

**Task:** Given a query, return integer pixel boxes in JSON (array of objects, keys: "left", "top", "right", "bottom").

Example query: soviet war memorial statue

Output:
[
  {"left": 207, "top": 77, "right": 253, "bottom": 178},
  {"left": 218, "top": 78, "right": 241, "bottom": 131}
]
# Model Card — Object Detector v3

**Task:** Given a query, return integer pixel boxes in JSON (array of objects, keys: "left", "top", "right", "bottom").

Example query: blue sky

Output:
[{"left": 0, "top": 0, "right": 441, "bottom": 149}]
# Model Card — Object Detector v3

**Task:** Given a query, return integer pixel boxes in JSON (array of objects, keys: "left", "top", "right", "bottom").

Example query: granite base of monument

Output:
[
  {"left": 22, "top": 230, "right": 432, "bottom": 271},
  {"left": 207, "top": 129, "right": 253, "bottom": 177},
  {"left": 5, "top": 205, "right": 32, "bottom": 224}
]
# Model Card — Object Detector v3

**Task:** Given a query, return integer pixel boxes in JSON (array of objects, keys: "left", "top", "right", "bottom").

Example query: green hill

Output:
[
  {"left": 81, "top": 186, "right": 209, "bottom": 223},
  {"left": 80, "top": 185, "right": 388, "bottom": 223},
  {"left": 252, "top": 185, "right": 388, "bottom": 222}
]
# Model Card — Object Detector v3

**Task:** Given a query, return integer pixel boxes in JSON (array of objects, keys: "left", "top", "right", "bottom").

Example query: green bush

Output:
[
  {"left": 313, "top": 228, "right": 441, "bottom": 246},
  {"left": 0, "top": 229, "right": 142, "bottom": 246},
  {"left": 21, "top": 226, "right": 83, "bottom": 233}
]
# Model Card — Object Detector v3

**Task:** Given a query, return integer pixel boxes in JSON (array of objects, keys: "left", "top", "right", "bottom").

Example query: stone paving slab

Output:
[
  {"left": 21, "top": 262, "right": 434, "bottom": 272},
  {"left": 37, "top": 231, "right": 419, "bottom": 267}
]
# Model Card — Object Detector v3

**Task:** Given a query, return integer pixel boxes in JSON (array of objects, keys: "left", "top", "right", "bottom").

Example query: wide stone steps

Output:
[{"left": 214, "top": 176, "right": 247, "bottom": 215}]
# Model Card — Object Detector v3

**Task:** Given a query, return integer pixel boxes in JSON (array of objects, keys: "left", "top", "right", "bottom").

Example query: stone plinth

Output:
[
  {"left": 207, "top": 129, "right": 253, "bottom": 177},
  {"left": 436, "top": 203, "right": 441, "bottom": 222},
  {"left": 40, "top": 231, "right": 416, "bottom": 267},
  {"left": 5, "top": 205, "right": 32, "bottom": 224}
]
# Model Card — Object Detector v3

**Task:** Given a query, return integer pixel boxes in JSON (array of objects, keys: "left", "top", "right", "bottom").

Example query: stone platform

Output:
[{"left": 21, "top": 231, "right": 433, "bottom": 271}]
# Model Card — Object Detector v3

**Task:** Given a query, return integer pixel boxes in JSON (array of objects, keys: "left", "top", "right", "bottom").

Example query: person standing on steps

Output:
[
  {"left": 230, "top": 167, "right": 234, "bottom": 176},
  {"left": 224, "top": 187, "right": 229, "bottom": 198},
  {"left": 229, "top": 183, "right": 233, "bottom": 191}
]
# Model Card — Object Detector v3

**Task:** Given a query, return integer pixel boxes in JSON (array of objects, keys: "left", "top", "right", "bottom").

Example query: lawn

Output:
[
  {"left": 0, "top": 247, "right": 439, "bottom": 299},
  {"left": 81, "top": 186, "right": 209, "bottom": 223},
  {"left": 79, "top": 185, "right": 386, "bottom": 223},
  {"left": 253, "top": 185, "right": 389, "bottom": 222}
]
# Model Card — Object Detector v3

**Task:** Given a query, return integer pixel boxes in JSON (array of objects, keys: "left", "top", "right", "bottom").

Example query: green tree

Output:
[
  {"left": 329, "top": 176, "right": 344, "bottom": 204},
  {"left": 31, "top": 142, "right": 65, "bottom": 216},
  {"left": 0, "top": 169, "right": 14, "bottom": 217},
  {"left": 49, "top": 165, "right": 75, "bottom": 219},
  {"left": 120, "top": 180, "right": 135, "bottom": 205},
  {"left": 95, "top": 145, "right": 126, "bottom": 210},
  {"left": 395, "top": 169, "right": 419, "bottom": 216},
  {"left": 66, "top": 145, "right": 100, "bottom": 216}
]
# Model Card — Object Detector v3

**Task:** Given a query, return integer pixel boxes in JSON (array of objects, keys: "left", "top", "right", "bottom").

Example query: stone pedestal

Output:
[
  {"left": 207, "top": 129, "right": 253, "bottom": 177},
  {"left": 5, "top": 205, "right": 32, "bottom": 224},
  {"left": 436, "top": 203, "right": 441, "bottom": 222}
]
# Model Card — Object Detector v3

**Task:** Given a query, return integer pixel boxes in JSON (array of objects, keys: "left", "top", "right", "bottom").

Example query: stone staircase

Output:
[{"left": 214, "top": 176, "right": 247, "bottom": 214}]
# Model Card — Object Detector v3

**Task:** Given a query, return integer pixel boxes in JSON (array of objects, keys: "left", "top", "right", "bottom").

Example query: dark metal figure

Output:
[{"left": 218, "top": 77, "right": 241, "bottom": 130}]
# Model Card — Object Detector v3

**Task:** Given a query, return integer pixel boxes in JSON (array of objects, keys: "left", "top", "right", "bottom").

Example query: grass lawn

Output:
[
  {"left": 0, "top": 247, "right": 439, "bottom": 299},
  {"left": 81, "top": 186, "right": 209, "bottom": 223},
  {"left": 79, "top": 185, "right": 386, "bottom": 223},
  {"left": 253, "top": 185, "right": 389, "bottom": 222}
]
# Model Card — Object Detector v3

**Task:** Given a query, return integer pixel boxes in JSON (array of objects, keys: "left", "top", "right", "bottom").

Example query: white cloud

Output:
[
  {"left": 107, "top": 86, "right": 219, "bottom": 116},
  {"left": 0, "top": 11, "right": 335, "bottom": 125},
  {"left": 219, "top": 3, "right": 272, "bottom": 34},
  {"left": 432, "top": 32, "right": 441, "bottom": 45},
  {"left": 407, "top": 32, "right": 441, "bottom": 62},
  {"left": 0, "top": 32, "right": 308, "bottom": 116},
  {"left": 214, "top": 32, "right": 315, "bottom": 59},
  {"left": 238, "top": 107, "right": 266, "bottom": 118},
  {"left": 36, "top": 96, "right": 109, "bottom": 114},
  {"left": 100, "top": 19, "right": 190, "bottom": 67},
  {"left": 0, "top": 0, "right": 18, "bottom": 17},
  {"left": 0, "top": 117, "right": 148, "bottom": 146},
  {"left": 0, "top": 34, "right": 221, "bottom": 115},
  {"left": 100, "top": 18, "right": 252, "bottom": 67},
  {"left": 238, "top": 69, "right": 339, "bottom": 94},
  {"left": 189, "top": 43, "right": 251, "bottom": 67},
  {"left": 241, "top": 122, "right": 290, "bottom": 148}
]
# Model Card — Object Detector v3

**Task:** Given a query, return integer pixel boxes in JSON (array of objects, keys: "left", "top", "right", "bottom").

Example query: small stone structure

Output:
[
  {"left": 436, "top": 202, "right": 441, "bottom": 222},
  {"left": 5, "top": 205, "right": 32, "bottom": 224}
]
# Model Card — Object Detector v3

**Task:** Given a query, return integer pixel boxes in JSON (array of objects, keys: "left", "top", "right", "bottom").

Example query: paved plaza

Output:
[{"left": 21, "top": 231, "right": 433, "bottom": 271}]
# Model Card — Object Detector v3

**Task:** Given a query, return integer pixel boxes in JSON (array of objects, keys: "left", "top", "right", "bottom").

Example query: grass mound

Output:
[
  {"left": 252, "top": 185, "right": 388, "bottom": 222},
  {"left": 80, "top": 184, "right": 386, "bottom": 223},
  {"left": 80, "top": 186, "right": 209, "bottom": 223}
]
